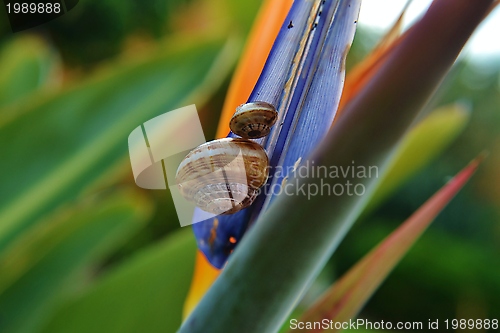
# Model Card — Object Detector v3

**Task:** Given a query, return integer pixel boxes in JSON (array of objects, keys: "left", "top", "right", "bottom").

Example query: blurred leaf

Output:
[
  {"left": 222, "top": 0, "right": 266, "bottom": 35},
  {"left": 343, "top": 223, "right": 500, "bottom": 320},
  {"left": 277, "top": 309, "right": 306, "bottom": 333},
  {"left": 180, "top": 1, "right": 493, "bottom": 332},
  {"left": 41, "top": 228, "right": 197, "bottom": 333},
  {"left": 0, "top": 36, "right": 237, "bottom": 251},
  {"left": 364, "top": 103, "right": 470, "bottom": 214},
  {"left": 292, "top": 157, "right": 481, "bottom": 332},
  {"left": 0, "top": 35, "right": 61, "bottom": 108},
  {"left": 0, "top": 189, "right": 153, "bottom": 333},
  {"left": 44, "top": 0, "right": 193, "bottom": 63}
]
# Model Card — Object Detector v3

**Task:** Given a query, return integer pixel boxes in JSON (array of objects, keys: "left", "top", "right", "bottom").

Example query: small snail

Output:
[
  {"left": 230, "top": 101, "right": 278, "bottom": 139},
  {"left": 175, "top": 138, "right": 269, "bottom": 215}
]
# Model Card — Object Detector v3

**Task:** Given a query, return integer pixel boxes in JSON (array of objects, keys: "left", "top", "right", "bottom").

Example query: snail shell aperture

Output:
[
  {"left": 175, "top": 138, "right": 269, "bottom": 215},
  {"left": 230, "top": 102, "right": 278, "bottom": 139}
]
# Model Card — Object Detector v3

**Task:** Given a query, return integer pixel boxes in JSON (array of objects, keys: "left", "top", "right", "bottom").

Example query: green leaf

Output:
[
  {"left": 41, "top": 228, "right": 197, "bottom": 333},
  {"left": 0, "top": 36, "right": 237, "bottom": 250},
  {"left": 0, "top": 35, "right": 61, "bottom": 108},
  {"left": 179, "top": 1, "right": 493, "bottom": 332},
  {"left": 0, "top": 189, "right": 153, "bottom": 333},
  {"left": 344, "top": 224, "right": 500, "bottom": 311},
  {"left": 291, "top": 157, "right": 481, "bottom": 332},
  {"left": 364, "top": 103, "right": 470, "bottom": 214}
]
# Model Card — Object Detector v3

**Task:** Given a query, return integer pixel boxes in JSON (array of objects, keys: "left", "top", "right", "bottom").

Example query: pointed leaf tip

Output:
[{"left": 292, "top": 155, "right": 483, "bottom": 332}]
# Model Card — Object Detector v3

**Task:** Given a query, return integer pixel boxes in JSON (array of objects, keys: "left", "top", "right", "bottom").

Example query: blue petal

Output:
[{"left": 192, "top": 0, "right": 359, "bottom": 268}]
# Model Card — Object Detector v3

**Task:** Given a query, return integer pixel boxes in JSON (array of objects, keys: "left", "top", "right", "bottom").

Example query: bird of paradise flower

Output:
[{"left": 159, "top": 0, "right": 496, "bottom": 332}]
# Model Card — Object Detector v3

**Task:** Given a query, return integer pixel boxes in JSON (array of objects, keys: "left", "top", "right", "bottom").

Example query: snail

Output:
[
  {"left": 175, "top": 102, "right": 277, "bottom": 215},
  {"left": 175, "top": 138, "right": 269, "bottom": 215},
  {"left": 230, "top": 101, "right": 278, "bottom": 139}
]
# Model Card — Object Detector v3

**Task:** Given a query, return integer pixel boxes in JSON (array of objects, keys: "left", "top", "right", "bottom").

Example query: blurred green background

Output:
[{"left": 0, "top": 0, "right": 499, "bottom": 332}]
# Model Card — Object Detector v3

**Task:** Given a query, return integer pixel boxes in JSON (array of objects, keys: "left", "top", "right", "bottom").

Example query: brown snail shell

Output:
[
  {"left": 175, "top": 138, "right": 269, "bottom": 215},
  {"left": 230, "top": 102, "right": 278, "bottom": 139}
]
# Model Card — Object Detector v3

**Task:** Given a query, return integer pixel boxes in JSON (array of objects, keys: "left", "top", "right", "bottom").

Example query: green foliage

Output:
[
  {"left": 41, "top": 229, "right": 197, "bottom": 333},
  {"left": 291, "top": 159, "right": 480, "bottom": 332},
  {"left": 0, "top": 9, "right": 239, "bottom": 332},
  {"left": 43, "top": 0, "right": 193, "bottom": 64},
  {"left": 364, "top": 103, "right": 470, "bottom": 214},
  {"left": 0, "top": 36, "right": 235, "bottom": 252},
  {"left": 0, "top": 36, "right": 60, "bottom": 108},
  {"left": 336, "top": 222, "right": 500, "bottom": 322},
  {"left": 0, "top": 189, "right": 153, "bottom": 333},
  {"left": 0, "top": 1, "right": 256, "bottom": 332}
]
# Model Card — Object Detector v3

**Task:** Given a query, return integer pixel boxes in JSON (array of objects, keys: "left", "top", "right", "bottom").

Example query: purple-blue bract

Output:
[{"left": 192, "top": 0, "right": 359, "bottom": 268}]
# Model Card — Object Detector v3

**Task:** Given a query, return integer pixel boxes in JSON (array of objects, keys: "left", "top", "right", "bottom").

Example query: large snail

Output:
[{"left": 175, "top": 102, "right": 278, "bottom": 215}]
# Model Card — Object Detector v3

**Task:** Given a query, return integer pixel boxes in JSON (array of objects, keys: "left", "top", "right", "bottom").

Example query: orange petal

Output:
[{"left": 183, "top": 251, "right": 221, "bottom": 318}]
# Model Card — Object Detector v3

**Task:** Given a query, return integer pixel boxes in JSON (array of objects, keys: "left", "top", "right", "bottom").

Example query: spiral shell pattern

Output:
[
  {"left": 175, "top": 138, "right": 269, "bottom": 215},
  {"left": 230, "top": 102, "right": 278, "bottom": 139}
]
